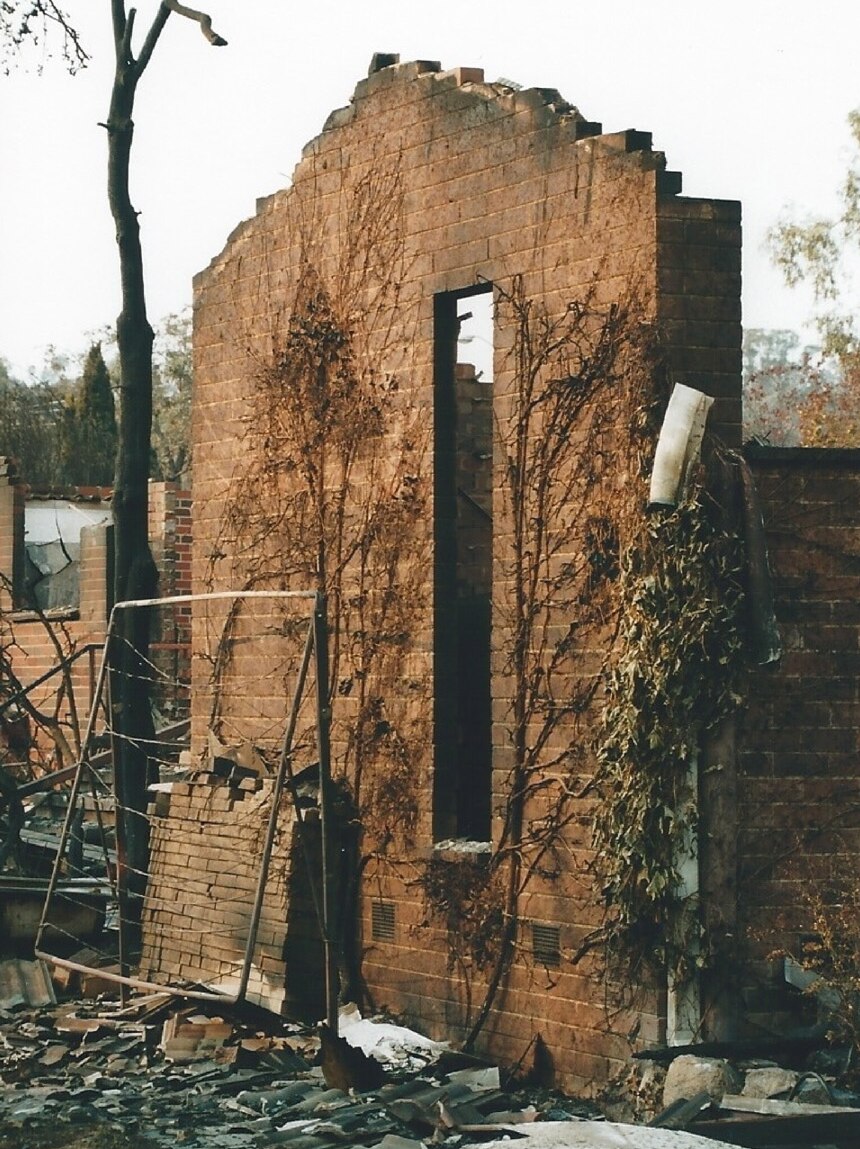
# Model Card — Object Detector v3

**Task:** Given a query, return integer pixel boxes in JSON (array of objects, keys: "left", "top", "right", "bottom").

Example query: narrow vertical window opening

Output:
[{"left": 433, "top": 286, "right": 494, "bottom": 843}]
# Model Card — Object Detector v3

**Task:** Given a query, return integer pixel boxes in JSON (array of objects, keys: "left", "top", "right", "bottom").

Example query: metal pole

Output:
[
  {"left": 313, "top": 591, "right": 339, "bottom": 1033},
  {"left": 105, "top": 631, "right": 130, "bottom": 1007},
  {"left": 36, "top": 622, "right": 117, "bottom": 953},
  {"left": 111, "top": 589, "right": 316, "bottom": 611}
]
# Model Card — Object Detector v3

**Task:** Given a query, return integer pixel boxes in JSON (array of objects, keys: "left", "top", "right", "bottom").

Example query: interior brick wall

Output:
[
  {"left": 0, "top": 473, "right": 192, "bottom": 759},
  {"left": 192, "top": 59, "right": 742, "bottom": 1092}
]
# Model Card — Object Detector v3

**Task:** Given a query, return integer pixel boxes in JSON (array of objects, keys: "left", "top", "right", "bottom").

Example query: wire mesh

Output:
[{"left": 35, "top": 590, "right": 329, "bottom": 1014}]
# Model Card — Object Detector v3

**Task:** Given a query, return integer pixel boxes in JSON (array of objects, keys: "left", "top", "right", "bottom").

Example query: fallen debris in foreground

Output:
[
  {"left": 6, "top": 993, "right": 856, "bottom": 1148},
  {"left": 0, "top": 993, "right": 591, "bottom": 1149}
]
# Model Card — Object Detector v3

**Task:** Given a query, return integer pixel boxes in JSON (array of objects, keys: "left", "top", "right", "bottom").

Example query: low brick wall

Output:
[{"left": 140, "top": 769, "right": 325, "bottom": 1017}]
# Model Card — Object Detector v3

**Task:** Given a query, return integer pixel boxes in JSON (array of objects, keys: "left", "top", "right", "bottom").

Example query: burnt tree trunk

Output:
[
  {"left": 104, "top": 2, "right": 225, "bottom": 960},
  {"left": 106, "top": 1, "right": 170, "bottom": 954}
]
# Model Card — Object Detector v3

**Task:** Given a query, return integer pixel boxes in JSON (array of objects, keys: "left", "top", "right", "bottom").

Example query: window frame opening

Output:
[{"left": 432, "top": 284, "right": 494, "bottom": 845}]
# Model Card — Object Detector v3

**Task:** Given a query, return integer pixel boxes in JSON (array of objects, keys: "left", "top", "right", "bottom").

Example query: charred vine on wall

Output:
[
  {"left": 208, "top": 162, "right": 748, "bottom": 1038},
  {"left": 446, "top": 278, "right": 669, "bottom": 1046},
  {"left": 207, "top": 157, "right": 430, "bottom": 996}
]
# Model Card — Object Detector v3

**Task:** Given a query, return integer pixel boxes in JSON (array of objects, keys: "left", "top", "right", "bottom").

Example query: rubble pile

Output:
[
  {"left": 602, "top": 1047, "right": 860, "bottom": 1146},
  {"left": 0, "top": 989, "right": 597, "bottom": 1149},
  {"left": 4, "top": 966, "right": 860, "bottom": 1147}
]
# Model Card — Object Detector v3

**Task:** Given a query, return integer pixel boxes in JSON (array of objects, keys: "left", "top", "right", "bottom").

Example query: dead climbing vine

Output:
[
  {"left": 453, "top": 276, "right": 667, "bottom": 1048},
  {"left": 421, "top": 855, "right": 506, "bottom": 974},
  {"left": 207, "top": 155, "right": 429, "bottom": 998},
  {"left": 432, "top": 281, "right": 747, "bottom": 1047}
]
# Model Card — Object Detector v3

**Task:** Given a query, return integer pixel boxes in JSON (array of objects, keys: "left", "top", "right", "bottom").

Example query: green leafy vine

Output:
[{"left": 592, "top": 467, "right": 746, "bottom": 975}]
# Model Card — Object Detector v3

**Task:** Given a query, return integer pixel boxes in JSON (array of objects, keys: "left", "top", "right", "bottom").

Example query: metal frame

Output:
[{"left": 35, "top": 588, "right": 338, "bottom": 1028}]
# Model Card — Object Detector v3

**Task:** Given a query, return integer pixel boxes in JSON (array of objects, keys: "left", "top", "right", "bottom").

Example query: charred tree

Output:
[{"left": 105, "top": 1, "right": 225, "bottom": 953}]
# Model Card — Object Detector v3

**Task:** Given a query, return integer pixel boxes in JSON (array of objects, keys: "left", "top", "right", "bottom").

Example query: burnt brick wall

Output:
[
  {"left": 147, "top": 482, "right": 192, "bottom": 724},
  {"left": 192, "top": 60, "right": 741, "bottom": 1091},
  {"left": 739, "top": 447, "right": 860, "bottom": 1029},
  {"left": 140, "top": 771, "right": 323, "bottom": 1017},
  {"left": 657, "top": 197, "right": 743, "bottom": 444}
]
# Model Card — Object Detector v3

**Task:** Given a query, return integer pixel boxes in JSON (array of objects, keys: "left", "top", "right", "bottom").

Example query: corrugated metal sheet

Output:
[{"left": 0, "top": 959, "right": 56, "bottom": 1009}]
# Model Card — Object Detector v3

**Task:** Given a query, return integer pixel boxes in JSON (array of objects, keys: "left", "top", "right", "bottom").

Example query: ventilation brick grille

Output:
[
  {"left": 371, "top": 900, "right": 396, "bottom": 942},
  {"left": 531, "top": 922, "right": 561, "bottom": 967}
]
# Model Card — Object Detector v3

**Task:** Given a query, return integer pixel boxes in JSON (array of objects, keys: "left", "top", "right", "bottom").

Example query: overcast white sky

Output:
[{"left": 1, "top": 0, "right": 858, "bottom": 375}]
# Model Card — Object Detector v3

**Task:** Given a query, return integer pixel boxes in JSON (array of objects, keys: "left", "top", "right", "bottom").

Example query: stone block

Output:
[
  {"left": 663, "top": 1055, "right": 742, "bottom": 1106},
  {"left": 741, "top": 1066, "right": 800, "bottom": 1099}
]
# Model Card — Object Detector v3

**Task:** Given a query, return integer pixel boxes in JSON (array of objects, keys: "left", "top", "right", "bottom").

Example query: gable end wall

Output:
[{"left": 192, "top": 61, "right": 741, "bottom": 1092}]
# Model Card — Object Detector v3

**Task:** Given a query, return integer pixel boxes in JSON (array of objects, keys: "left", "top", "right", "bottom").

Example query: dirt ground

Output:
[{"left": 0, "top": 1123, "right": 154, "bottom": 1149}]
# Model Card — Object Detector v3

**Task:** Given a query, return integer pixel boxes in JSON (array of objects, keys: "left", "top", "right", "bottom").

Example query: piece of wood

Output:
[
  {"left": 80, "top": 965, "right": 122, "bottom": 999},
  {"left": 691, "top": 1109, "right": 860, "bottom": 1147},
  {"left": 720, "top": 1094, "right": 860, "bottom": 1117},
  {"left": 648, "top": 1090, "right": 713, "bottom": 1129},
  {"left": 318, "top": 1021, "right": 385, "bottom": 1093},
  {"left": 55, "top": 1015, "right": 105, "bottom": 1034}
]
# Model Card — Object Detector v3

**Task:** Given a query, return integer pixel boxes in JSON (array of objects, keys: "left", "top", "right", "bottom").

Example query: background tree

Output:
[
  {"left": 0, "top": 0, "right": 87, "bottom": 70},
  {"left": 151, "top": 310, "right": 192, "bottom": 482},
  {"left": 0, "top": 360, "right": 68, "bottom": 485},
  {"left": 2, "top": 2, "right": 214, "bottom": 947},
  {"left": 60, "top": 342, "right": 118, "bottom": 485},
  {"left": 742, "top": 328, "right": 834, "bottom": 446},
  {"left": 767, "top": 108, "right": 860, "bottom": 446},
  {"left": 0, "top": 315, "right": 190, "bottom": 488}
]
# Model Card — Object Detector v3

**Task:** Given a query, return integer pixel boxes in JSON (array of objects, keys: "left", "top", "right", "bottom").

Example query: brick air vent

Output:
[
  {"left": 531, "top": 922, "right": 561, "bottom": 967},
  {"left": 371, "top": 901, "right": 396, "bottom": 942}
]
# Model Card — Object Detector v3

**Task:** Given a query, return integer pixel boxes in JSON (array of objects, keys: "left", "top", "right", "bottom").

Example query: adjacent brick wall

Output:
[
  {"left": 148, "top": 482, "right": 192, "bottom": 601},
  {"left": 0, "top": 460, "right": 25, "bottom": 609},
  {"left": 0, "top": 473, "right": 112, "bottom": 747},
  {"left": 192, "top": 60, "right": 741, "bottom": 1091},
  {"left": 147, "top": 482, "right": 192, "bottom": 723},
  {"left": 739, "top": 446, "right": 860, "bottom": 1028}
]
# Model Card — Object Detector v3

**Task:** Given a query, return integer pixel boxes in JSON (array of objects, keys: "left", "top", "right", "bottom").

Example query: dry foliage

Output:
[
  {"left": 591, "top": 469, "right": 746, "bottom": 980},
  {"left": 770, "top": 869, "right": 860, "bottom": 1080}
]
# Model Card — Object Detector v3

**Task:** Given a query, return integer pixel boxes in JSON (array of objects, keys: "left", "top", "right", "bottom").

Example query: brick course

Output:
[{"left": 139, "top": 772, "right": 323, "bottom": 1015}]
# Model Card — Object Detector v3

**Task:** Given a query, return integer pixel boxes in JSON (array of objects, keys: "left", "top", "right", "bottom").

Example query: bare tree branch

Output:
[
  {"left": 135, "top": 3, "right": 171, "bottom": 74},
  {"left": 120, "top": 6, "right": 136, "bottom": 66},
  {"left": 110, "top": 0, "right": 127, "bottom": 54},
  {"left": 163, "top": 0, "right": 227, "bottom": 46}
]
